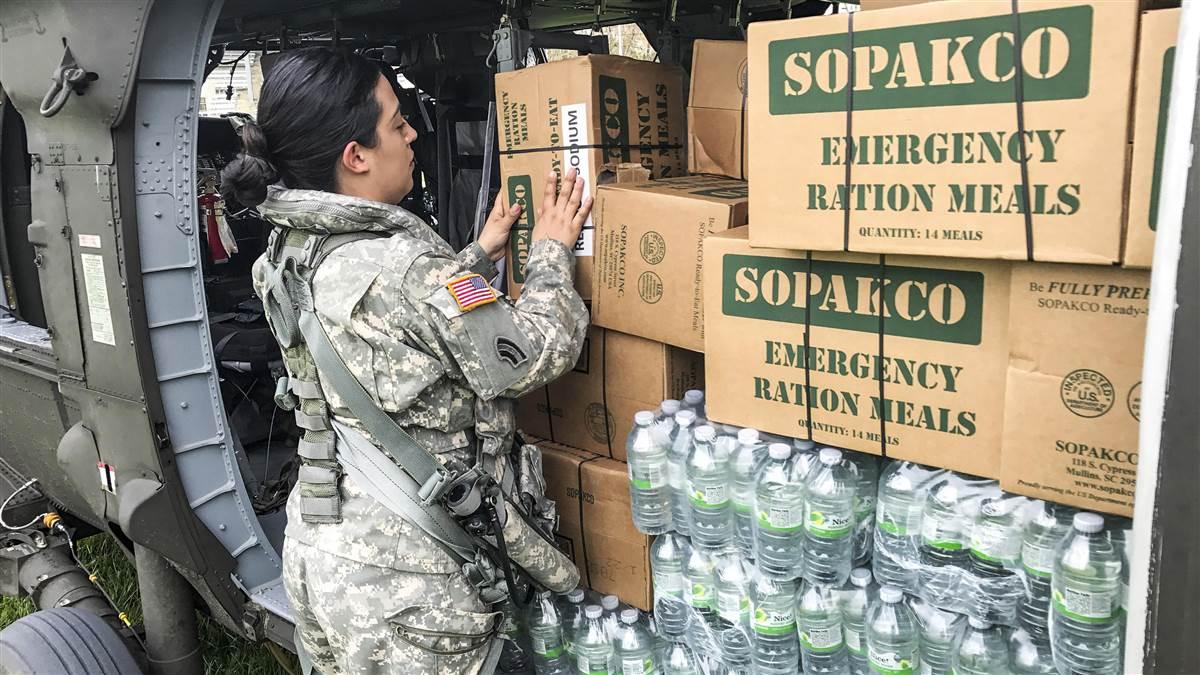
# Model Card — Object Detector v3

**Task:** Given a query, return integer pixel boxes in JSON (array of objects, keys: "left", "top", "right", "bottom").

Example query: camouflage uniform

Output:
[{"left": 251, "top": 188, "right": 588, "bottom": 675}]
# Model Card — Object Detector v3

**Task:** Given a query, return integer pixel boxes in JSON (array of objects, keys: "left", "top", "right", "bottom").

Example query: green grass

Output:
[{"left": 0, "top": 534, "right": 296, "bottom": 675}]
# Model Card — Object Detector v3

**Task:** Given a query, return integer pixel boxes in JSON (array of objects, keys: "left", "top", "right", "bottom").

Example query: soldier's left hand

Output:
[{"left": 479, "top": 193, "right": 523, "bottom": 261}]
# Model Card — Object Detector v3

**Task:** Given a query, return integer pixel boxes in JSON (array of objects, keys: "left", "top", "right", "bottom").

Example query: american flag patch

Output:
[{"left": 446, "top": 273, "right": 497, "bottom": 312}]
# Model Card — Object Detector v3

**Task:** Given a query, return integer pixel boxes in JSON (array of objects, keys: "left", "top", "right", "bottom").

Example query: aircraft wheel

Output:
[{"left": 0, "top": 606, "right": 143, "bottom": 674}]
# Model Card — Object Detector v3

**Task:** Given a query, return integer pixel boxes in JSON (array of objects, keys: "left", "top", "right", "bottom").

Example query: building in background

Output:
[{"left": 200, "top": 52, "right": 263, "bottom": 117}]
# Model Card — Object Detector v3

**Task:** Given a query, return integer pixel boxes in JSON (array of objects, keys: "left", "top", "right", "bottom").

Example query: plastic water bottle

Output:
[
  {"left": 730, "top": 429, "right": 765, "bottom": 560},
  {"left": 530, "top": 591, "right": 572, "bottom": 675},
  {"left": 874, "top": 462, "right": 944, "bottom": 591},
  {"left": 845, "top": 452, "right": 879, "bottom": 567},
  {"left": 791, "top": 439, "right": 821, "bottom": 483},
  {"left": 918, "top": 480, "right": 971, "bottom": 570},
  {"left": 576, "top": 605, "right": 614, "bottom": 674},
  {"left": 968, "top": 494, "right": 1024, "bottom": 624},
  {"left": 687, "top": 425, "right": 733, "bottom": 551},
  {"left": 797, "top": 581, "right": 849, "bottom": 674},
  {"left": 840, "top": 568, "right": 874, "bottom": 675},
  {"left": 498, "top": 599, "right": 532, "bottom": 672},
  {"left": 1008, "top": 626, "right": 1056, "bottom": 675},
  {"left": 750, "top": 573, "right": 799, "bottom": 675},
  {"left": 866, "top": 586, "right": 920, "bottom": 675},
  {"left": 753, "top": 443, "right": 804, "bottom": 579},
  {"left": 682, "top": 389, "right": 705, "bottom": 417},
  {"left": 1020, "top": 502, "right": 1075, "bottom": 634},
  {"left": 614, "top": 609, "right": 657, "bottom": 675},
  {"left": 559, "top": 588, "right": 588, "bottom": 660},
  {"left": 629, "top": 411, "right": 672, "bottom": 535},
  {"left": 651, "top": 533, "right": 691, "bottom": 636},
  {"left": 683, "top": 545, "right": 717, "bottom": 630},
  {"left": 954, "top": 617, "right": 1010, "bottom": 675},
  {"left": 803, "top": 448, "right": 856, "bottom": 586},
  {"left": 663, "top": 638, "right": 702, "bottom": 675},
  {"left": 601, "top": 595, "right": 623, "bottom": 640},
  {"left": 1049, "top": 513, "right": 1123, "bottom": 675},
  {"left": 658, "top": 399, "right": 681, "bottom": 421},
  {"left": 909, "top": 593, "right": 964, "bottom": 675},
  {"left": 668, "top": 411, "right": 697, "bottom": 537},
  {"left": 714, "top": 548, "right": 753, "bottom": 628}
]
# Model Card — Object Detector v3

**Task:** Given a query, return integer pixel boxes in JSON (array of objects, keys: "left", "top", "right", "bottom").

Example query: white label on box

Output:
[
  {"left": 78, "top": 234, "right": 102, "bottom": 249},
  {"left": 80, "top": 253, "right": 116, "bottom": 346},
  {"left": 561, "top": 102, "right": 593, "bottom": 256}
]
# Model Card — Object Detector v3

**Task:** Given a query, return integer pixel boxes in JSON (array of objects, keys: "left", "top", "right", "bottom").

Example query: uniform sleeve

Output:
[
  {"left": 455, "top": 241, "right": 498, "bottom": 280},
  {"left": 406, "top": 238, "right": 588, "bottom": 401}
]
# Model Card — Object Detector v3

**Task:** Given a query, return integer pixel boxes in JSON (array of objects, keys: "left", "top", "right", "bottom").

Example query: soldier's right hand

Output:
[{"left": 532, "top": 168, "right": 592, "bottom": 250}]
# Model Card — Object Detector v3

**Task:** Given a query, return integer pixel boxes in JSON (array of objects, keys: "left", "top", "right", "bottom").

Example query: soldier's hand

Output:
[
  {"left": 532, "top": 168, "right": 592, "bottom": 251},
  {"left": 479, "top": 193, "right": 522, "bottom": 261}
]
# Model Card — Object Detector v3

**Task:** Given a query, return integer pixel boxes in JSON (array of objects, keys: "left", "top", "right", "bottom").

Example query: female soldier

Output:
[{"left": 221, "top": 48, "right": 591, "bottom": 674}]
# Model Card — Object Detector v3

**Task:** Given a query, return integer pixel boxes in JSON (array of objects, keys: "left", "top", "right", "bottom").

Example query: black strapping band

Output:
[
  {"left": 1010, "top": 0, "right": 1035, "bottom": 261},
  {"left": 739, "top": 77, "right": 749, "bottom": 180},
  {"left": 802, "top": 252, "right": 815, "bottom": 442},
  {"left": 501, "top": 142, "right": 684, "bottom": 157},
  {"left": 575, "top": 454, "right": 604, "bottom": 589},
  {"left": 542, "top": 386, "right": 556, "bottom": 443},
  {"left": 601, "top": 329, "right": 614, "bottom": 458},
  {"left": 842, "top": 12, "right": 856, "bottom": 252},
  {"left": 877, "top": 255, "right": 888, "bottom": 458}
]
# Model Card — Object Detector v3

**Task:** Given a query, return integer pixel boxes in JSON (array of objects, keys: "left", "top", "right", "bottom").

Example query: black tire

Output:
[{"left": 0, "top": 607, "right": 143, "bottom": 674}]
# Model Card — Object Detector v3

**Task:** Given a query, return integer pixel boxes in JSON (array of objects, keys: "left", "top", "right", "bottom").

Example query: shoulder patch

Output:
[{"left": 446, "top": 273, "right": 497, "bottom": 312}]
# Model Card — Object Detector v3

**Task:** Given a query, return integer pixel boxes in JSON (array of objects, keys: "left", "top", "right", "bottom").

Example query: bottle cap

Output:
[
  {"left": 794, "top": 439, "right": 815, "bottom": 451},
  {"left": 602, "top": 595, "right": 619, "bottom": 610},
  {"left": 585, "top": 605, "right": 603, "bottom": 619},
  {"left": 968, "top": 617, "right": 991, "bottom": 630},
  {"left": 850, "top": 568, "right": 872, "bottom": 587},
  {"left": 737, "top": 428, "right": 760, "bottom": 445},
  {"left": 660, "top": 399, "right": 681, "bottom": 415},
  {"left": 684, "top": 389, "right": 704, "bottom": 405},
  {"left": 694, "top": 425, "right": 716, "bottom": 442},
  {"left": 675, "top": 410, "right": 696, "bottom": 425},
  {"left": 620, "top": 608, "right": 639, "bottom": 624},
  {"left": 567, "top": 588, "right": 585, "bottom": 603},
  {"left": 720, "top": 424, "right": 740, "bottom": 435},
  {"left": 635, "top": 410, "right": 655, "bottom": 426},
  {"left": 819, "top": 448, "right": 843, "bottom": 465},
  {"left": 880, "top": 587, "right": 903, "bottom": 603},
  {"left": 768, "top": 443, "right": 791, "bottom": 460},
  {"left": 1074, "top": 512, "right": 1105, "bottom": 533}
]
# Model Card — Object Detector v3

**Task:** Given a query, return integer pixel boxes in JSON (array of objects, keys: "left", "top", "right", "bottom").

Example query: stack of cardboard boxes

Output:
[{"left": 493, "top": 1, "right": 1179, "bottom": 603}]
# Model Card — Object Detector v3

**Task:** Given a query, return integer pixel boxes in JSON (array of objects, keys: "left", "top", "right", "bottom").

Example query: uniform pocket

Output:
[{"left": 386, "top": 605, "right": 501, "bottom": 657}]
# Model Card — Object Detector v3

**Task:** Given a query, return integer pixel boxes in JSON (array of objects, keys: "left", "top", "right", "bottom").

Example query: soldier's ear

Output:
[{"left": 339, "top": 140, "right": 370, "bottom": 176}]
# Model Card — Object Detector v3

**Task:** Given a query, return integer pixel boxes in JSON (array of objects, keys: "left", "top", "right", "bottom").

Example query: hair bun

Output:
[{"left": 219, "top": 122, "right": 278, "bottom": 208}]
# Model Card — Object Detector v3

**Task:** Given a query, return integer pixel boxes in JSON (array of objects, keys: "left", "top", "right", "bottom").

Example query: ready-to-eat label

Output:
[
  {"left": 1021, "top": 543, "right": 1056, "bottom": 578},
  {"left": 629, "top": 461, "right": 667, "bottom": 490},
  {"left": 799, "top": 625, "right": 845, "bottom": 653},
  {"left": 684, "top": 581, "right": 712, "bottom": 609},
  {"left": 921, "top": 517, "right": 965, "bottom": 551},
  {"left": 805, "top": 504, "right": 853, "bottom": 538},
  {"left": 80, "top": 253, "right": 116, "bottom": 346},
  {"left": 868, "top": 644, "right": 919, "bottom": 675},
  {"left": 753, "top": 606, "right": 796, "bottom": 635},
  {"left": 845, "top": 626, "right": 864, "bottom": 655},
  {"left": 561, "top": 102, "right": 594, "bottom": 256},
  {"left": 1053, "top": 587, "right": 1116, "bottom": 623},
  {"left": 689, "top": 481, "right": 729, "bottom": 509},
  {"left": 877, "top": 503, "right": 923, "bottom": 536},
  {"left": 621, "top": 656, "right": 655, "bottom": 675},
  {"left": 717, "top": 589, "right": 750, "bottom": 622},
  {"left": 653, "top": 570, "right": 683, "bottom": 597},
  {"left": 758, "top": 504, "right": 804, "bottom": 532}
]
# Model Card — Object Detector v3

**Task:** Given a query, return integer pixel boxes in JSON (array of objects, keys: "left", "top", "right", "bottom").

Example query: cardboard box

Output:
[
  {"left": 688, "top": 39, "right": 748, "bottom": 179},
  {"left": 746, "top": 0, "right": 1140, "bottom": 264},
  {"left": 703, "top": 228, "right": 1011, "bottom": 477},
  {"left": 1124, "top": 8, "right": 1181, "bottom": 268},
  {"left": 496, "top": 55, "right": 687, "bottom": 298},
  {"left": 536, "top": 439, "right": 653, "bottom": 610},
  {"left": 1001, "top": 264, "right": 1149, "bottom": 516},
  {"left": 592, "top": 176, "right": 749, "bottom": 352},
  {"left": 857, "top": 0, "right": 939, "bottom": 10},
  {"left": 517, "top": 325, "right": 704, "bottom": 460}
]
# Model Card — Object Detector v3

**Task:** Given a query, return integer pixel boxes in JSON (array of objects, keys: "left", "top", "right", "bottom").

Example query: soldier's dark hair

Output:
[{"left": 220, "top": 48, "right": 383, "bottom": 207}]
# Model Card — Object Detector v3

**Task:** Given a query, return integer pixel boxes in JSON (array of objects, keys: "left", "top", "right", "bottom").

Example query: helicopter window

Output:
[{"left": 0, "top": 93, "right": 47, "bottom": 329}]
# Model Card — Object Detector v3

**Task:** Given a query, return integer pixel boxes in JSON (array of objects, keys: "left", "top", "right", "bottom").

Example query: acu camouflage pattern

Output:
[{"left": 250, "top": 187, "right": 588, "bottom": 673}]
